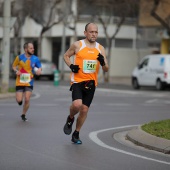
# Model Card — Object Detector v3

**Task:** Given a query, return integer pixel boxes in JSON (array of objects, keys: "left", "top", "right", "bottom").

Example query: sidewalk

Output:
[{"left": 0, "top": 92, "right": 15, "bottom": 99}]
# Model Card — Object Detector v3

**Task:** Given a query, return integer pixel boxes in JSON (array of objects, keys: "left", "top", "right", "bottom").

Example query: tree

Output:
[
  {"left": 65, "top": 0, "right": 78, "bottom": 42},
  {"left": 12, "top": 0, "right": 28, "bottom": 56},
  {"left": 32, "top": 0, "right": 64, "bottom": 57},
  {"left": 150, "top": 0, "right": 170, "bottom": 34},
  {"left": 12, "top": 0, "right": 65, "bottom": 57},
  {"left": 139, "top": 0, "right": 170, "bottom": 53}
]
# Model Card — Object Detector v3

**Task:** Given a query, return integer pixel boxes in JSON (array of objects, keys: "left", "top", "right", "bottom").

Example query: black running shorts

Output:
[
  {"left": 16, "top": 86, "right": 33, "bottom": 92},
  {"left": 71, "top": 81, "right": 96, "bottom": 107}
]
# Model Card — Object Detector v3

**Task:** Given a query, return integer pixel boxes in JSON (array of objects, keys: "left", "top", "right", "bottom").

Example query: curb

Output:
[
  {"left": 0, "top": 93, "right": 15, "bottom": 99},
  {"left": 126, "top": 126, "right": 170, "bottom": 154}
]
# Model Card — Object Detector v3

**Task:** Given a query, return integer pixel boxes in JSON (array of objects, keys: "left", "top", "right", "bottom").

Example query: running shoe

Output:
[
  {"left": 18, "top": 101, "right": 22, "bottom": 106},
  {"left": 63, "top": 115, "right": 74, "bottom": 135},
  {"left": 71, "top": 133, "right": 82, "bottom": 144},
  {"left": 21, "top": 114, "right": 28, "bottom": 121}
]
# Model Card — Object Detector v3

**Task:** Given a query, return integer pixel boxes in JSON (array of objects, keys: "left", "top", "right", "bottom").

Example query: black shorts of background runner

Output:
[
  {"left": 16, "top": 86, "right": 33, "bottom": 92},
  {"left": 71, "top": 81, "right": 96, "bottom": 107}
]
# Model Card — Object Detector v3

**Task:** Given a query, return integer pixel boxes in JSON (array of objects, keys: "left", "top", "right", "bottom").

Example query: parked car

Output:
[
  {"left": 132, "top": 54, "right": 170, "bottom": 90},
  {"left": 34, "top": 59, "right": 57, "bottom": 80},
  {"left": 0, "top": 58, "right": 2, "bottom": 76}
]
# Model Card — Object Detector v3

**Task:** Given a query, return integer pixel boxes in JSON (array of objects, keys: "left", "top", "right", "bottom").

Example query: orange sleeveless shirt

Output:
[{"left": 71, "top": 40, "right": 102, "bottom": 86}]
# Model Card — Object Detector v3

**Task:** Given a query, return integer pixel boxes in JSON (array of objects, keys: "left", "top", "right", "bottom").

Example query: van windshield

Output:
[{"left": 138, "top": 58, "right": 149, "bottom": 69}]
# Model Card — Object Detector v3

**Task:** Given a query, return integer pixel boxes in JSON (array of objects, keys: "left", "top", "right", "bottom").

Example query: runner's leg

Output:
[
  {"left": 70, "top": 99, "right": 82, "bottom": 118},
  {"left": 22, "top": 91, "right": 32, "bottom": 115},
  {"left": 16, "top": 92, "right": 23, "bottom": 105},
  {"left": 75, "top": 104, "right": 89, "bottom": 132}
]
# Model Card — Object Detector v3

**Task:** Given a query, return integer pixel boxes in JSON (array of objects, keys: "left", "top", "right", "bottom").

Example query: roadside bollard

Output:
[{"left": 54, "top": 70, "right": 59, "bottom": 86}]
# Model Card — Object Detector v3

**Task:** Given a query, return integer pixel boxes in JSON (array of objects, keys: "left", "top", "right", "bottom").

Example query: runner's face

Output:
[
  {"left": 26, "top": 44, "right": 34, "bottom": 55},
  {"left": 84, "top": 24, "right": 98, "bottom": 43}
]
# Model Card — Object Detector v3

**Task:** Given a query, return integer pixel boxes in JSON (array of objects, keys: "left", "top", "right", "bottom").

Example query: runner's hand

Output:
[
  {"left": 16, "top": 70, "right": 21, "bottom": 76},
  {"left": 70, "top": 64, "right": 80, "bottom": 73},
  {"left": 36, "top": 68, "right": 42, "bottom": 75},
  {"left": 97, "top": 53, "right": 105, "bottom": 66}
]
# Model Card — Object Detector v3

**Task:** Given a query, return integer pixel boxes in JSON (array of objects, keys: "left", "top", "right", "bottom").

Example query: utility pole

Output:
[
  {"left": 60, "top": 24, "right": 66, "bottom": 80},
  {"left": 60, "top": 0, "right": 67, "bottom": 80},
  {"left": 1, "top": 0, "right": 11, "bottom": 93}
]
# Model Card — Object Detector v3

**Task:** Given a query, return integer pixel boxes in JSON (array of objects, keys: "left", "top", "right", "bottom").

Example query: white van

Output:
[{"left": 132, "top": 54, "right": 170, "bottom": 90}]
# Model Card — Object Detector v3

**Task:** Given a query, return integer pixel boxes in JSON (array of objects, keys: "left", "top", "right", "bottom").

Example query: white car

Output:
[{"left": 35, "top": 59, "right": 57, "bottom": 80}]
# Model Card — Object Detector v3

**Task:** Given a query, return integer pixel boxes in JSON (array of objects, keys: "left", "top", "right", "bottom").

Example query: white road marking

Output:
[
  {"left": 0, "top": 104, "right": 16, "bottom": 106},
  {"left": 106, "top": 103, "right": 131, "bottom": 106},
  {"left": 0, "top": 103, "right": 58, "bottom": 107},
  {"left": 97, "top": 88, "right": 170, "bottom": 98},
  {"left": 164, "top": 100, "right": 170, "bottom": 104},
  {"left": 31, "top": 92, "right": 41, "bottom": 99},
  {"left": 145, "top": 99, "right": 158, "bottom": 103},
  {"left": 97, "top": 88, "right": 138, "bottom": 95},
  {"left": 89, "top": 125, "right": 170, "bottom": 165},
  {"left": 33, "top": 104, "right": 58, "bottom": 106}
]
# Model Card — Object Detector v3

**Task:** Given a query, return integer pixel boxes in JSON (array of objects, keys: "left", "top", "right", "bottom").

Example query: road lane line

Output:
[
  {"left": 106, "top": 103, "right": 131, "bottom": 106},
  {"left": 97, "top": 88, "right": 138, "bottom": 95},
  {"left": 89, "top": 125, "right": 170, "bottom": 165},
  {"left": 145, "top": 99, "right": 158, "bottom": 103},
  {"left": 31, "top": 92, "right": 40, "bottom": 99}
]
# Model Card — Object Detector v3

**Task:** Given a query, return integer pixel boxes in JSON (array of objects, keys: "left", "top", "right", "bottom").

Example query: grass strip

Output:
[
  {"left": 0, "top": 87, "right": 15, "bottom": 93},
  {"left": 141, "top": 119, "right": 170, "bottom": 140}
]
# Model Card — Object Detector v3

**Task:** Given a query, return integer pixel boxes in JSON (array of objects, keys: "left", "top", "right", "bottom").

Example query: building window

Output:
[{"left": 115, "top": 39, "right": 133, "bottom": 48}]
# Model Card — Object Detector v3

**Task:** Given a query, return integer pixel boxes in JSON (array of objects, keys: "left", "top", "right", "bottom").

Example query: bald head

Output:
[
  {"left": 85, "top": 23, "right": 98, "bottom": 32},
  {"left": 84, "top": 23, "right": 98, "bottom": 43}
]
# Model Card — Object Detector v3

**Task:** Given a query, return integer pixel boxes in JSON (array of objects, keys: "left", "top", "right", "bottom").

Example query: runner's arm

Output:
[
  {"left": 100, "top": 47, "right": 109, "bottom": 72},
  {"left": 64, "top": 42, "right": 78, "bottom": 67},
  {"left": 35, "top": 58, "right": 42, "bottom": 75},
  {"left": 12, "top": 56, "right": 20, "bottom": 74}
]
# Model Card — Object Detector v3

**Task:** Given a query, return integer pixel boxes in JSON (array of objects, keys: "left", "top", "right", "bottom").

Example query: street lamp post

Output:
[{"left": 1, "top": 0, "right": 11, "bottom": 93}]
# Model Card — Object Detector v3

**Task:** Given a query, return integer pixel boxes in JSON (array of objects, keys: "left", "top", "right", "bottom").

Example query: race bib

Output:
[
  {"left": 83, "top": 60, "right": 97, "bottom": 73},
  {"left": 20, "top": 73, "right": 31, "bottom": 83}
]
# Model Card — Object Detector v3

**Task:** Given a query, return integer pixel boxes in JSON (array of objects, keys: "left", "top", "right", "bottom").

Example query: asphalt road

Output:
[{"left": 0, "top": 80, "right": 170, "bottom": 170}]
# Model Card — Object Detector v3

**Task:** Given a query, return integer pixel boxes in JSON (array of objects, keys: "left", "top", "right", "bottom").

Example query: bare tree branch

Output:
[
  {"left": 46, "top": 0, "right": 62, "bottom": 28},
  {"left": 111, "top": 17, "right": 125, "bottom": 40},
  {"left": 151, "top": 0, "right": 170, "bottom": 30}
]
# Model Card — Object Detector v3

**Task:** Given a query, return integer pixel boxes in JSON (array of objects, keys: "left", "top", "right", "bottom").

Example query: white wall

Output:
[
  {"left": 41, "top": 37, "right": 52, "bottom": 61},
  {"left": 21, "top": 17, "right": 42, "bottom": 37},
  {"left": 109, "top": 48, "right": 150, "bottom": 77},
  {"left": 50, "top": 22, "right": 137, "bottom": 40}
]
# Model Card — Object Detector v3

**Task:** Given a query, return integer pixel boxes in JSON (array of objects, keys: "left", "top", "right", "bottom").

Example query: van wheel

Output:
[
  {"left": 156, "top": 79, "right": 164, "bottom": 90},
  {"left": 132, "top": 78, "right": 140, "bottom": 89}
]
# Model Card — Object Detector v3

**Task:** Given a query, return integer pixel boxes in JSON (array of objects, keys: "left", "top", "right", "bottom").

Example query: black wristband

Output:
[
  {"left": 70, "top": 64, "right": 80, "bottom": 73},
  {"left": 69, "top": 64, "right": 73, "bottom": 69}
]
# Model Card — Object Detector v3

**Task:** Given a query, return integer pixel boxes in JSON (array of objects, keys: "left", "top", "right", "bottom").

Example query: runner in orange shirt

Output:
[{"left": 63, "top": 23, "right": 109, "bottom": 144}]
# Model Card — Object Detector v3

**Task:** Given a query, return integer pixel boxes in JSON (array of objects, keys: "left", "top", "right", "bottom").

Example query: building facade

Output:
[{"left": 0, "top": 0, "right": 161, "bottom": 82}]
